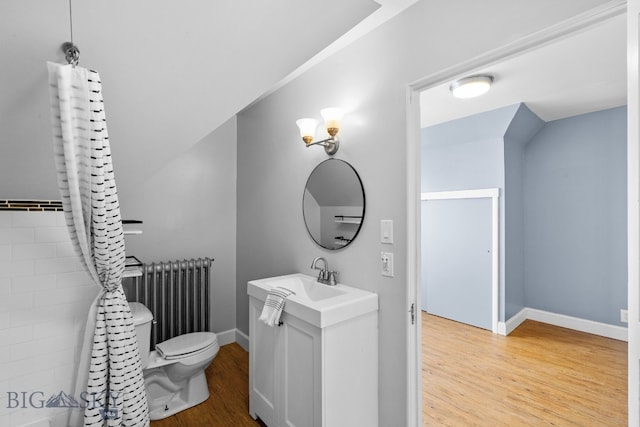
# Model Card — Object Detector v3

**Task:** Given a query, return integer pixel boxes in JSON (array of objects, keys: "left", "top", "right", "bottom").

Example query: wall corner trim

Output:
[
  {"left": 499, "top": 307, "right": 628, "bottom": 342},
  {"left": 216, "top": 328, "right": 250, "bottom": 351},
  {"left": 215, "top": 329, "right": 238, "bottom": 347},
  {"left": 235, "top": 328, "right": 250, "bottom": 351},
  {"left": 498, "top": 307, "right": 529, "bottom": 336}
]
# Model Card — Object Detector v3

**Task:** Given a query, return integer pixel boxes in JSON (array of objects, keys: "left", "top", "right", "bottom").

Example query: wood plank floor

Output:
[
  {"left": 149, "top": 316, "right": 627, "bottom": 426},
  {"left": 150, "top": 343, "right": 265, "bottom": 427},
  {"left": 422, "top": 312, "right": 627, "bottom": 426}
]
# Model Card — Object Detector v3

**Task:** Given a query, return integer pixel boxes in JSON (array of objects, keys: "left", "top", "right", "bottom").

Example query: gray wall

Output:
[
  {"left": 122, "top": 117, "right": 238, "bottom": 333},
  {"left": 237, "top": 2, "right": 609, "bottom": 424},
  {"left": 524, "top": 106, "right": 627, "bottom": 325}
]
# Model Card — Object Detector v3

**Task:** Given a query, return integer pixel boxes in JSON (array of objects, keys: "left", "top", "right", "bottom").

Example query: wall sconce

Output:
[{"left": 296, "top": 107, "right": 344, "bottom": 155}]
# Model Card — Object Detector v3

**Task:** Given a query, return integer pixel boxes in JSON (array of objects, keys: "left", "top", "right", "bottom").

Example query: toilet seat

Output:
[{"left": 156, "top": 332, "right": 218, "bottom": 360}]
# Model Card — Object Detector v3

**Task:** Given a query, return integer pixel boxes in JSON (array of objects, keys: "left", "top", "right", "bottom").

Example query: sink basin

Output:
[
  {"left": 248, "top": 273, "right": 378, "bottom": 328},
  {"left": 257, "top": 274, "right": 345, "bottom": 301}
]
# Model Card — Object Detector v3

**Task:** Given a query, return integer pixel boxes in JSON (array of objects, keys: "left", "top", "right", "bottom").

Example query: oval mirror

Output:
[{"left": 303, "top": 158, "right": 365, "bottom": 250}]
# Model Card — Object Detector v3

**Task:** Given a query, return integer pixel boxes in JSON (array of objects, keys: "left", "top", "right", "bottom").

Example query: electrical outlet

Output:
[
  {"left": 381, "top": 252, "right": 394, "bottom": 277},
  {"left": 621, "top": 309, "right": 628, "bottom": 323}
]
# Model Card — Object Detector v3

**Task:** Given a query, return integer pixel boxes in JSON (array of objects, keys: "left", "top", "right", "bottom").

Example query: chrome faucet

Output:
[{"left": 310, "top": 257, "right": 338, "bottom": 286}]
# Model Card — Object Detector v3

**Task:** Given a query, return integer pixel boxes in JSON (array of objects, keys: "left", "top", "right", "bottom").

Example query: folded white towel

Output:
[{"left": 259, "top": 287, "right": 295, "bottom": 327}]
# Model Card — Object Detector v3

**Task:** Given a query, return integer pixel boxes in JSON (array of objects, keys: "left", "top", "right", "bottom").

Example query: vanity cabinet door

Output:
[
  {"left": 281, "top": 315, "right": 321, "bottom": 427},
  {"left": 249, "top": 297, "right": 279, "bottom": 426},
  {"left": 249, "top": 297, "right": 322, "bottom": 427}
]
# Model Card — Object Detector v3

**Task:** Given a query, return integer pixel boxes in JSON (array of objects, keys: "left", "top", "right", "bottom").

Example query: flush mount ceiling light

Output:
[
  {"left": 449, "top": 75, "right": 494, "bottom": 99},
  {"left": 296, "top": 108, "right": 344, "bottom": 155}
]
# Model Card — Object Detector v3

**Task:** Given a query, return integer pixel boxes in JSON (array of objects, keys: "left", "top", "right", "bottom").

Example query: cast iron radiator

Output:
[{"left": 122, "top": 257, "right": 213, "bottom": 349}]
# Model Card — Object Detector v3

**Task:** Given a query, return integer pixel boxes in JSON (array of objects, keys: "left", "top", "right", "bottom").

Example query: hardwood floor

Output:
[
  {"left": 150, "top": 343, "right": 265, "bottom": 427},
  {"left": 422, "top": 312, "right": 627, "bottom": 426},
  {"left": 149, "top": 316, "right": 626, "bottom": 426}
]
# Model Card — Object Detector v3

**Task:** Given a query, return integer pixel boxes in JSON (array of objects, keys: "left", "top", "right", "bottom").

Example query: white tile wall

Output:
[{"left": 0, "top": 212, "right": 95, "bottom": 427}]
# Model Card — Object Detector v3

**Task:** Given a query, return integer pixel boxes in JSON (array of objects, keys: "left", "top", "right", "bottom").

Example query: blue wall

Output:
[
  {"left": 421, "top": 105, "right": 516, "bottom": 192},
  {"left": 524, "top": 106, "right": 627, "bottom": 325},
  {"left": 421, "top": 104, "right": 627, "bottom": 327},
  {"left": 504, "top": 105, "right": 545, "bottom": 319}
]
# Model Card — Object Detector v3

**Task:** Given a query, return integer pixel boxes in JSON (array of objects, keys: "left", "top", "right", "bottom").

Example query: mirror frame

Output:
[{"left": 302, "top": 158, "right": 366, "bottom": 250}]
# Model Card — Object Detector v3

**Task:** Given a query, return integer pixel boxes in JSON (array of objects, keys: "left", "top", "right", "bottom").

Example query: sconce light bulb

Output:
[
  {"left": 320, "top": 108, "right": 344, "bottom": 137},
  {"left": 296, "top": 118, "right": 319, "bottom": 145}
]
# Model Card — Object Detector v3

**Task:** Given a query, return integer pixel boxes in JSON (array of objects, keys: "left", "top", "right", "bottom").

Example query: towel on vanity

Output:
[{"left": 259, "top": 287, "right": 295, "bottom": 327}]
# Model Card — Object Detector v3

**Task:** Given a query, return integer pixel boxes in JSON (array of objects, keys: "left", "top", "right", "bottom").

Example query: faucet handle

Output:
[{"left": 328, "top": 271, "right": 338, "bottom": 286}]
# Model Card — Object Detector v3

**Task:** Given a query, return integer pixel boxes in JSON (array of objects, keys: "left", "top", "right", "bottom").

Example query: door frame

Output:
[
  {"left": 421, "top": 188, "right": 500, "bottom": 334},
  {"left": 404, "top": 2, "right": 631, "bottom": 426},
  {"left": 627, "top": 0, "right": 640, "bottom": 424}
]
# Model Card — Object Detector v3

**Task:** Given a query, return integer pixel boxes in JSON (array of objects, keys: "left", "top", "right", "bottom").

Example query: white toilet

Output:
[{"left": 129, "top": 302, "right": 220, "bottom": 420}]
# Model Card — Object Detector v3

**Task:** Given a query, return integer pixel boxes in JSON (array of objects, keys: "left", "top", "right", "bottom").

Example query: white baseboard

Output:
[
  {"left": 498, "top": 308, "right": 628, "bottom": 342},
  {"left": 527, "top": 308, "right": 628, "bottom": 342},
  {"left": 216, "top": 328, "right": 237, "bottom": 346},
  {"left": 215, "top": 328, "right": 250, "bottom": 351}
]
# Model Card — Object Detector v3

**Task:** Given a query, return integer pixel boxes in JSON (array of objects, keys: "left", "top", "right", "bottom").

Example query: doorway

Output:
[{"left": 405, "top": 5, "right": 631, "bottom": 426}]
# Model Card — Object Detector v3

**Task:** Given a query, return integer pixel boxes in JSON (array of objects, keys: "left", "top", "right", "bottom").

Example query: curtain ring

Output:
[{"left": 61, "top": 42, "right": 80, "bottom": 66}]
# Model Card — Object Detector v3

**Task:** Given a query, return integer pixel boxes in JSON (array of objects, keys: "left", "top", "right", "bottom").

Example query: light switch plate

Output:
[
  {"left": 381, "top": 252, "right": 394, "bottom": 277},
  {"left": 381, "top": 220, "right": 394, "bottom": 244}
]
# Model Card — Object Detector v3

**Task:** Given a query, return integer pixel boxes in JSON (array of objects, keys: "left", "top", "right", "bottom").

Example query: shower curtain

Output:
[{"left": 47, "top": 62, "right": 149, "bottom": 427}]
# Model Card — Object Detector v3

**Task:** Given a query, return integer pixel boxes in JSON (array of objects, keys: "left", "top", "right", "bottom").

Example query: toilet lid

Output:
[{"left": 156, "top": 332, "right": 218, "bottom": 360}]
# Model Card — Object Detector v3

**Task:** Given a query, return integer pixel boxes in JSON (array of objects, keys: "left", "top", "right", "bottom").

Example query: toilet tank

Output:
[{"left": 128, "top": 302, "right": 154, "bottom": 368}]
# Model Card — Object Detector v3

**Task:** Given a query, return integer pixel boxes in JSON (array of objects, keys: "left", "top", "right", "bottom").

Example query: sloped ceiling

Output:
[{"left": 0, "top": 0, "right": 379, "bottom": 198}]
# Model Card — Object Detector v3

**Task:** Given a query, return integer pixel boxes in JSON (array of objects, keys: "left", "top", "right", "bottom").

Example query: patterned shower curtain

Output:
[{"left": 47, "top": 62, "right": 149, "bottom": 427}]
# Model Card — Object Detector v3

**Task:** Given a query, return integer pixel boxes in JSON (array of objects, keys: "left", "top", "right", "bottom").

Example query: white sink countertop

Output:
[{"left": 247, "top": 273, "right": 378, "bottom": 328}]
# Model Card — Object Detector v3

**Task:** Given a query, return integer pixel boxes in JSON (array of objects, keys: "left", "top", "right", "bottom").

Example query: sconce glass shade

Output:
[
  {"left": 320, "top": 107, "right": 344, "bottom": 137},
  {"left": 296, "top": 118, "right": 319, "bottom": 144},
  {"left": 450, "top": 75, "right": 494, "bottom": 99}
]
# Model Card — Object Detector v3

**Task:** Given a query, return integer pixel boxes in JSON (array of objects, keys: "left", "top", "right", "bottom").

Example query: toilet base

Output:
[{"left": 146, "top": 370, "right": 210, "bottom": 420}]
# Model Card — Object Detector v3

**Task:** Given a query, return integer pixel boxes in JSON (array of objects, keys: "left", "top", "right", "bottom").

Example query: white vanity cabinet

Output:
[{"left": 248, "top": 274, "right": 379, "bottom": 427}]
